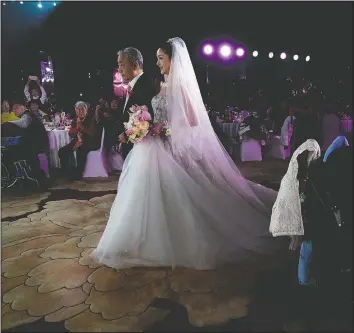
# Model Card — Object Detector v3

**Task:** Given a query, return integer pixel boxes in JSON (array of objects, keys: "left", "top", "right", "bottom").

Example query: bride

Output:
[{"left": 92, "top": 37, "right": 285, "bottom": 270}]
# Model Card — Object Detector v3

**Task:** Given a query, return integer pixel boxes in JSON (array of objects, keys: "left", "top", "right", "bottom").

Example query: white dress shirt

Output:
[
  {"left": 10, "top": 113, "right": 32, "bottom": 129},
  {"left": 24, "top": 84, "right": 47, "bottom": 105},
  {"left": 123, "top": 72, "right": 144, "bottom": 113}
]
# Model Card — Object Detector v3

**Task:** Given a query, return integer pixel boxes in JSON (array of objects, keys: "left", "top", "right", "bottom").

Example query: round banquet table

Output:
[{"left": 47, "top": 129, "right": 70, "bottom": 168}]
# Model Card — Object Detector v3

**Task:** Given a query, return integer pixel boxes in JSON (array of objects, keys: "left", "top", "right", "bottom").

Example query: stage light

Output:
[
  {"left": 219, "top": 44, "right": 232, "bottom": 58},
  {"left": 293, "top": 54, "right": 299, "bottom": 61},
  {"left": 80, "top": 93, "right": 83, "bottom": 97},
  {"left": 305, "top": 55, "right": 310, "bottom": 62},
  {"left": 203, "top": 44, "right": 214, "bottom": 56},
  {"left": 37, "top": 2, "right": 42, "bottom": 8},
  {"left": 20, "top": 1, "right": 23, "bottom": 3},
  {"left": 280, "top": 52, "right": 286, "bottom": 60},
  {"left": 53, "top": 2, "right": 57, "bottom": 5},
  {"left": 252, "top": 50, "right": 258, "bottom": 57},
  {"left": 268, "top": 52, "right": 274, "bottom": 59},
  {"left": 3, "top": 3, "right": 6, "bottom": 6},
  {"left": 235, "top": 47, "right": 245, "bottom": 57}
]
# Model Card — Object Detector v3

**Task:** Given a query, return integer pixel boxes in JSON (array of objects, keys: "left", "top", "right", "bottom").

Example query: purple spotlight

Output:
[
  {"left": 203, "top": 44, "right": 214, "bottom": 56},
  {"left": 219, "top": 44, "right": 232, "bottom": 58},
  {"left": 235, "top": 47, "right": 245, "bottom": 57}
]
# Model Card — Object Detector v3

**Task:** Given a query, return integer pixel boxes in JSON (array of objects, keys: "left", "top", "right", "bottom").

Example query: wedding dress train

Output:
[{"left": 91, "top": 94, "right": 285, "bottom": 270}]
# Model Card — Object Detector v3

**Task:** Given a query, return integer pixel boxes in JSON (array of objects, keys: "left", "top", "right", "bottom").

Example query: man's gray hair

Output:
[
  {"left": 117, "top": 47, "right": 143, "bottom": 69},
  {"left": 75, "top": 101, "right": 88, "bottom": 110}
]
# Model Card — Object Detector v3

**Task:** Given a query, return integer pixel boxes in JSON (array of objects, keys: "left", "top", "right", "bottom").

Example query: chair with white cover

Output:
[
  {"left": 38, "top": 152, "right": 50, "bottom": 178},
  {"left": 108, "top": 150, "right": 124, "bottom": 172},
  {"left": 240, "top": 136, "right": 262, "bottom": 162},
  {"left": 266, "top": 135, "right": 286, "bottom": 160},
  {"left": 82, "top": 128, "right": 109, "bottom": 178}
]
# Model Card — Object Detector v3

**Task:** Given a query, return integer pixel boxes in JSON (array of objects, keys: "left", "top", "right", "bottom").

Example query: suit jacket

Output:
[{"left": 115, "top": 73, "right": 156, "bottom": 138}]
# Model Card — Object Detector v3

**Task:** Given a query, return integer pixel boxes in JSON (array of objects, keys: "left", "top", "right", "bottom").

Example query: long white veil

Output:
[{"left": 166, "top": 37, "right": 277, "bottom": 216}]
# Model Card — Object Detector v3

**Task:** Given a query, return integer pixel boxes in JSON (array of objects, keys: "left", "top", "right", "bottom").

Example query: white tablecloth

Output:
[
  {"left": 47, "top": 129, "right": 70, "bottom": 168},
  {"left": 341, "top": 119, "right": 353, "bottom": 133},
  {"left": 219, "top": 122, "right": 240, "bottom": 139}
]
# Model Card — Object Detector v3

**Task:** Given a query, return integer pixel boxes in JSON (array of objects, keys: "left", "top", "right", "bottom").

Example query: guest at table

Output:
[
  {"left": 2, "top": 102, "right": 49, "bottom": 184},
  {"left": 28, "top": 100, "right": 50, "bottom": 123},
  {"left": 24, "top": 77, "right": 47, "bottom": 105},
  {"left": 1, "top": 99, "right": 19, "bottom": 123},
  {"left": 58, "top": 101, "right": 100, "bottom": 180}
]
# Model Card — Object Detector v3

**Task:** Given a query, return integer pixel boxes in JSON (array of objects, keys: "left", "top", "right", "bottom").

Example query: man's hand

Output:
[{"left": 119, "top": 133, "right": 127, "bottom": 144}]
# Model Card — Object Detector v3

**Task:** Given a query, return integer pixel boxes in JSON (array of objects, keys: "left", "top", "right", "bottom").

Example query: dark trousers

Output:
[
  {"left": 121, "top": 141, "right": 134, "bottom": 160},
  {"left": 58, "top": 141, "right": 93, "bottom": 178},
  {"left": 103, "top": 123, "right": 118, "bottom": 157}
]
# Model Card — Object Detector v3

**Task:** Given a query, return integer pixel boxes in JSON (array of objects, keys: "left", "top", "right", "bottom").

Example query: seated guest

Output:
[
  {"left": 59, "top": 101, "right": 100, "bottom": 180},
  {"left": 323, "top": 135, "right": 349, "bottom": 162},
  {"left": 2, "top": 102, "right": 49, "bottom": 184},
  {"left": 1, "top": 99, "right": 19, "bottom": 123},
  {"left": 28, "top": 100, "right": 50, "bottom": 123},
  {"left": 24, "top": 77, "right": 47, "bottom": 105}
]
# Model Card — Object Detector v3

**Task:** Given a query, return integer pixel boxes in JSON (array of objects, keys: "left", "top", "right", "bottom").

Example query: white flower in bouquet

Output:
[{"left": 124, "top": 105, "right": 152, "bottom": 144}]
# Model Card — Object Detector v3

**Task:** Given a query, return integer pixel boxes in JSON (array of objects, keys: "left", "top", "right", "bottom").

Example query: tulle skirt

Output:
[{"left": 91, "top": 137, "right": 285, "bottom": 270}]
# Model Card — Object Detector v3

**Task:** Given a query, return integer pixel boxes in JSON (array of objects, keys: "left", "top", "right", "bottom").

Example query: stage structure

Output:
[{"left": 40, "top": 56, "right": 55, "bottom": 95}]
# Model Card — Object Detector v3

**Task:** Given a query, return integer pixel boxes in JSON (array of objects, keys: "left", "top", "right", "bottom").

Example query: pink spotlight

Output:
[
  {"left": 235, "top": 47, "right": 245, "bottom": 57},
  {"left": 203, "top": 44, "right": 214, "bottom": 55},
  {"left": 219, "top": 44, "right": 232, "bottom": 58}
]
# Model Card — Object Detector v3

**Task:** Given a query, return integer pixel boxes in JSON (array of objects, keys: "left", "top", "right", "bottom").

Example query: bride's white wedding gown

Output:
[{"left": 92, "top": 94, "right": 284, "bottom": 270}]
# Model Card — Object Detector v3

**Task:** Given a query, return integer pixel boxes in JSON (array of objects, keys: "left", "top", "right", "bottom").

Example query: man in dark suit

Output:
[{"left": 116, "top": 47, "right": 156, "bottom": 159}]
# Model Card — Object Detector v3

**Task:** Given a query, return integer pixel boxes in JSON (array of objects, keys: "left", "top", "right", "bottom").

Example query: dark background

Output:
[{"left": 1, "top": 1, "right": 352, "bottom": 108}]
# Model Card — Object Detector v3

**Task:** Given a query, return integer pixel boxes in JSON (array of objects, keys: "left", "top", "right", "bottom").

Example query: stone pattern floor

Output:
[{"left": 1, "top": 158, "right": 352, "bottom": 332}]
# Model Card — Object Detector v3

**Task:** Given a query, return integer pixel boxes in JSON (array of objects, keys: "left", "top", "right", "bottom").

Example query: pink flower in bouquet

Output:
[
  {"left": 125, "top": 129, "right": 134, "bottom": 136},
  {"left": 139, "top": 110, "right": 151, "bottom": 122},
  {"left": 129, "top": 105, "right": 139, "bottom": 113},
  {"left": 141, "top": 105, "right": 149, "bottom": 112}
]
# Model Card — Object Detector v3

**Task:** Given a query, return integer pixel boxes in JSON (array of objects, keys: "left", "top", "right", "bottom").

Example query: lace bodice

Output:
[{"left": 151, "top": 95, "right": 167, "bottom": 124}]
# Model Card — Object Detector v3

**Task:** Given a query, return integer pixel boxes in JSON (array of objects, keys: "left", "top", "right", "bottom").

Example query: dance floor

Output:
[{"left": 1, "top": 158, "right": 351, "bottom": 332}]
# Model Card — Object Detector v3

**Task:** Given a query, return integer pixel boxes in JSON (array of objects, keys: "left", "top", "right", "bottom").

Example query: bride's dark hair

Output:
[{"left": 159, "top": 41, "right": 173, "bottom": 59}]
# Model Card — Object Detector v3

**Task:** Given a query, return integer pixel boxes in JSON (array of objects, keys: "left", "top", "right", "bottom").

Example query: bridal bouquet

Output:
[{"left": 124, "top": 105, "right": 152, "bottom": 143}]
